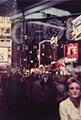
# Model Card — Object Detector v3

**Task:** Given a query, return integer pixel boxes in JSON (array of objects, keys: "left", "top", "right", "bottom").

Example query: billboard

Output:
[{"left": 0, "top": 39, "right": 12, "bottom": 66}]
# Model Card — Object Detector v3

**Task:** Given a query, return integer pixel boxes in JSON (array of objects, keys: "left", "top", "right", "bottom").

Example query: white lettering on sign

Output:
[
  {"left": 64, "top": 43, "right": 78, "bottom": 58},
  {"left": 65, "top": 57, "right": 77, "bottom": 63},
  {"left": 67, "top": 45, "right": 77, "bottom": 55}
]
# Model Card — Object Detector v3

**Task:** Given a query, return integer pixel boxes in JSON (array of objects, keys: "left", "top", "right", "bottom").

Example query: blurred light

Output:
[
  {"left": 25, "top": 45, "right": 28, "bottom": 50},
  {"left": 33, "top": 45, "right": 37, "bottom": 49},
  {"left": 23, "top": 58, "right": 26, "bottom": 61},
  {"left": 42, "top": 53, "right": 45, "bottom": 56},
  {"left": 25, "top": 13, "right": 45, "bottom": 19},
  {"left": 25, "top": 35, "right": 27, "bottom": 40},
  {"left": 31, "top": 60, "right": 33, "bottom": 63},
  {"left": 29, "top": 51, "right": 32, "bottom": 54},
  {"left": 17, "top": 46, "right": 20, "bottom": 50},
  {"left": 41, "top": 7, "right": 71, "bottom": 17}
]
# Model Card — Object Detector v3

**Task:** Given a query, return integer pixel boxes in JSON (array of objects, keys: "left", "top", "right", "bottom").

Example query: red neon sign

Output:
[{"left": 64, "top": 43, "right": 78, "bottom": 58}]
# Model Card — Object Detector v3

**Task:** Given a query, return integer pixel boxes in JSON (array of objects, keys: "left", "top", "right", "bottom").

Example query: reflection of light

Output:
[
  {"left": 25, "top": 13, "right": 44, "bottom": 19},
  {"left": 33, "top": 45, "right": 37, "bottom": 49},
  {"left": 23, "top": 59, "right": 26, "bottom": 61},
  {"left": 25, "top": 46, "right": 28, "bottom": 50},
  {"left": 17, "top": 46, "right": 20, "bottom": 50},
  {"left": 31, "top": 60, "right": 33, "bottom": 63},
  {"left": 42, "top": 53, "right": 45, "bottom": 56},
  {"left": 25, "top": 35, "right": 27, "bottom": 40},
  {"left": 49, "top": 55, "right": 52, "bottom": 58},
  {"left": 29, "top": 21, "right": 66, "bottom": 30},
  {"left": 29, "top": 51, "right": 32, "bottom": 54},
  {"left": 41, "top": 7, "right": 71, "bottom": 17}
]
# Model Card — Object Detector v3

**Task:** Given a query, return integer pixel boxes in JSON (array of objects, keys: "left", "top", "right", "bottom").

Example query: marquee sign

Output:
[{"left": 64, "top": 43, "right": 78, "bottom": 58}]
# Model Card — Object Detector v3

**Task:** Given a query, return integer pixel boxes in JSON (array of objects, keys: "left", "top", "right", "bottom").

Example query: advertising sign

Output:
[
  {"left": 72, "top": 15, "right": 81, "bottom": 27},
  {"left": 0, "top": 47, "right": 8, "bottom": 62},
  {"left": 0, "top": 39, "right": 12, "bottom": 66},
  {"left": 0, "top": 17, "right": 11, "bottom": 36},
  {"left": 71, "top": 25, "right": 81, "bottom": 37},
  {"left": 64, "top": 43, "right": 78, "bottom": 58}
]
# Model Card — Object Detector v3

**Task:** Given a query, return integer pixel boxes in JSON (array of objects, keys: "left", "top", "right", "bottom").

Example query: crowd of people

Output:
[{"left": 0, "top": 66, "right": 80, "bottom": 120}]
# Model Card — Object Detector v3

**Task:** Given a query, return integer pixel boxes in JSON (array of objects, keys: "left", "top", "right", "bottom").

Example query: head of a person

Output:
[{"left": 66, "top": 77, "right": 81, "bottom": 99}]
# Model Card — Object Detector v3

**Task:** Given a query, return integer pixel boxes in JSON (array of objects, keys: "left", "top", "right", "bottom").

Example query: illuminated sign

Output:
[
  {"left": 72, "top": 15, "right": 81, "bottom": 27},
  {"left": 0, "top": 17, "right": 11, "bottom": 37},
  {"left": 71, "top": 25, "right": 81, "bottom": 37},
  {"left": 0, "top": 47, "right": 8, "bottom": 62},
  {"left": 64, "top": 43, "right": 78, "bottom": 58},
  {"left": 0, "top": 39, "right": 12, "bottom": 66},
  {"left": 64, "top": 57, "right": 77, "bottom": 63}
]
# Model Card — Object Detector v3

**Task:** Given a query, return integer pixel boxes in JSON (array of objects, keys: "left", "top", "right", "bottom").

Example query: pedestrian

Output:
[{"left": 59, "top": 77, "right": 81, "bottom": 120}]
